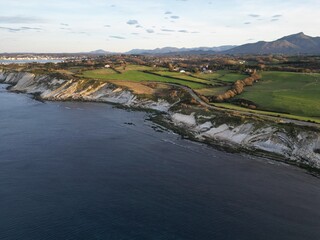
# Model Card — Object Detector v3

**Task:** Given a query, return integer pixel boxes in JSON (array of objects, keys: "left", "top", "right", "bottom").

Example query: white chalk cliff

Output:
[{"left": 1, "top": 69, "right": 320, "bottom": 169}]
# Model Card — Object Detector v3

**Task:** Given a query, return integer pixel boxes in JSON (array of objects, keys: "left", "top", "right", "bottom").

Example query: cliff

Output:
[
  {"left": 1, "top": 69, "right": 320, "bottom": 169},
  {"left": 0, "top": 70, "right": 171, "bottom": 112},
  {"left": 171, "top": 113, "right": 320, "bottom": 169}
]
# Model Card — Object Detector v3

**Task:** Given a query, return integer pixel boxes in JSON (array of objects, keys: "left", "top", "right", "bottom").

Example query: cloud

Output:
[
  {"left": 271, "top": 19, "right": 279, "bottom": 22},
  {"left": 131, "top": 33, "right": 139, "bottom": 35},
  {"left": 20, "top": 26, "right": 42, "bottom": 30},
  {"left": 127, "top": 19, "right": 139, "bottom": 25},
  {"left": 244, "top": 22, "right": 251, "bottom": 24},
  {"left": 60, "top": 27, "right": 72, "bottom": 30},
  {"left": 273, "top": 14, "right": 282, "bottom": 18},
  {"left": 110, "top": 35, "right": 126, "bottom": 39},
  {"left": 0, "top": 27, "right": 20, "bottom": 32},
  {"left": 165, "top": 11, "right": 172, "bottom": 14},
  {"left": 104, "top": 25, "right": 111, "bottom": 27},
  {"left": 161, "top": 29, "right": 175, "bottom": 32},
  {"left": 248, "top": 14, "right": 260, "bottom": 18},
  {"left": 191, "top": 31, "right": 200, "bottom": 34},
  {"left": 146, "top": 29, "right": 154, "bottom": 33},
  {"left": 171, "top": 16, "right": 180, "bottom": 19},
  {"left": 178, "top": 30, "right": 188, "bottom": 33},
  {"left": 136, "top": 25, "right": 142, "bottom": 28},
  {"left": 0, "top": 26, "right": 42, "bottom": 32},
  {"left": 60, "top": 23, "right": 69, "bottom": 26},
  {"left": 0, "top": 16, "right": 44, "bottom": 23}
]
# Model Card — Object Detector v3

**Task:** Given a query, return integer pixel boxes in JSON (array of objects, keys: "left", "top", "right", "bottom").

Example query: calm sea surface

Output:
[{"left": 0, "top": 84, "right": 319, "bottom": 240}]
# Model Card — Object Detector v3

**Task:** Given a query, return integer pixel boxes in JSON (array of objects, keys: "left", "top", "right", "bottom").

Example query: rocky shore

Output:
[{"left": 1, "top": 69, "right": 320, "bottom": 169}]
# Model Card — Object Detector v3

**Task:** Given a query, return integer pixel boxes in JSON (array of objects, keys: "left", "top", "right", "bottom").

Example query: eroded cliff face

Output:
[
  {"left": 0, "top": 70, "right": 171, "bottom": 112},
  {"left": 171, "top": 113, "right": 320, "bottom": 169},
  {"left": 1, "top": 69, "right": 320, "bottom": 169}
]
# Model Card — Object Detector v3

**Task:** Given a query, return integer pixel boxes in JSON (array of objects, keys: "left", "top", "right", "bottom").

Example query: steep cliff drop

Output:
[{"left": 1, "top": 69, "right": 319, "bottom": 169}]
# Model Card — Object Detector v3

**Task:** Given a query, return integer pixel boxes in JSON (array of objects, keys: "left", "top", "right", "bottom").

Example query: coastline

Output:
[{"left": 1, "top": 69, "right": 320, "bottom": 171}]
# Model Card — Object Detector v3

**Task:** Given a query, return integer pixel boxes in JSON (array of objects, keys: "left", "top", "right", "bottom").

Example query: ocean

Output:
[{"left": 0, "top": 84, "right": 319, "bottom": 240}]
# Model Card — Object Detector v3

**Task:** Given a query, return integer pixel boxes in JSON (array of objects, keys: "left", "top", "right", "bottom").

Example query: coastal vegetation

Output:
[
  {"left": 234, "top": 71, "right": 320, "bottom": 118},
  {"left": 81, "top": 67, "right": 208, "bottom": 89},
  {"left": 1, "top": 53, "right": 320, "bottom": 123}
]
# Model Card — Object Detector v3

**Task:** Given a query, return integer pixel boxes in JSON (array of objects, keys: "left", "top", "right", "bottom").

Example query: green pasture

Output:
[
  {"left": 81, "top": 68, "right": 207, "bottom": 89},
  {"left": 235, "top": 71, "right": 320, "bottom": 118},
  {"left": 194, "top": 70, "right": 247, "bottom": 83}
]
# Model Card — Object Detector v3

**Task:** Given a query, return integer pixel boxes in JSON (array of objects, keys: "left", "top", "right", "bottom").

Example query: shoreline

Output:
[
  {"left": 17, "top": 88, "right": 320, "bottom": 176},
  {"left": 148, "top": 113, "right": 320, "bottom": 176},
  {"left": 0, "top": 69, "right": 320, "bottom": 171},
  {"left": 3, "top": 86, "right": 320, "bottom": 176}
]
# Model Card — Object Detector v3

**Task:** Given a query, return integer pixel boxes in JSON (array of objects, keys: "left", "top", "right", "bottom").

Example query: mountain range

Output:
[
  {"left": 125, "top": 46, "right": 236, "bottom": 55},
  {"left": 89, "top": 32, "right": 320, "bottom": 55},
  {"left": 225, "top": 32, "right": 320, "bottom": 55}
]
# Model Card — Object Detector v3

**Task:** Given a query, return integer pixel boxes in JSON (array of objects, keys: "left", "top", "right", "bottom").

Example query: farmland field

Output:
[
  {"left": 193, "top": 70, "right": 246, "bottom": 83},
  {"left": 114, "top": 64, "right": 165, "bottom": 72},
  {"left": 152, "top": 71, "right": 214, "bottom": 84},
  {"left": 80, "top": 65, "right": 320, "bottom": 121},
  {"left": 81, "top": 67, "right": 207, "bottom": 89},
  {"left": 213, "top": 102, "right": 320, "bottom": 123},
  {"left": 234, "top": 71, "right": 320, "bottom": 118},
  {"left": 80, "top": 65, "right": 248, "bottom": 91}
]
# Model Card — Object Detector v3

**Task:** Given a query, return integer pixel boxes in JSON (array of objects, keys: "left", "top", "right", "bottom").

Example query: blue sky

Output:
[{"left": 0, "top": 0, "right": 319, "bottom": 52}]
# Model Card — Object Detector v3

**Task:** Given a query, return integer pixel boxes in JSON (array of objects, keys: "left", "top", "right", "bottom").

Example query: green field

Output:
[
  {"left": 213, "top": 102, "right": 320, "bottom": 123},
  {"left": 80, "top": 66, "right": 247, "bottom": 91},
  {"left": 152, "top": 71, "right": 213, "bottom": 84},
  {"left": 234, "top": 71, "right": 320, "bottom": 118},
  {"left": 81, "top": 65, "right": 320, "bottom": 121},
  {"left": 193, "top": 70, "right": 247, "bottom": 83},
  {"left": 114, "top": 65, "right": 165, "bottom": 72},
  {"left": 81, "top": 68, "right": 207, "bottom": 89}
]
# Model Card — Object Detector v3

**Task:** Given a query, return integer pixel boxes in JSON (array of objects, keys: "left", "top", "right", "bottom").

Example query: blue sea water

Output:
[{"left": 0, "top": 84, "right": 319, "bottom": 240}]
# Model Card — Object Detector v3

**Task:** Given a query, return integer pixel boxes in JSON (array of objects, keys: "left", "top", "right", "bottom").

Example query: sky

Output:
[{"left": 0, "top": 0, "right": 320, "bottom": 53}]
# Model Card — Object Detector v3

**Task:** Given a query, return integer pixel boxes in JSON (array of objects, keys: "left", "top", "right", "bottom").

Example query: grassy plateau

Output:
[
  {"left": 78, "top": 64, "right": 320, "bottom": 123},
  {"left": 234, "top": 71, "right": 320, "bottom": 119}
]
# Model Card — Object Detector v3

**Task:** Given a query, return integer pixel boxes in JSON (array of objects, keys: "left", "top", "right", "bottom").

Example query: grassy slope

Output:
[
  {"left": 81, "top": 66, "right": 246, "bottom": 91},
  {"left": 194, "top": 70, "right": 246, "bottom": 83},
  {"left": 214, "top": 102, "right": 320, "bottom": 123},
  {"left": 195, "top": 86, "right": 230, "bottom": 96},
  {"left": 235, "top": 71, "right": 320, "bottom": 118},
  {"left": 152, "top": 71, "right": 213, "bottom": 84},
  {"left": 81, "top": 68, "right": 207, "bottom": 89}
]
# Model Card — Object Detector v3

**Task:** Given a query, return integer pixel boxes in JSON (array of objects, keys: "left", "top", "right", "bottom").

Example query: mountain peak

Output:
[
  {"left": 89, "top": 49, "right": 112, "bottom": 54},
  {"left": 280, "top": 32, "right": 310, "bottom": 41},
  {"left": 226, "top": 32, "right": 320, "bottom": 55}
]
